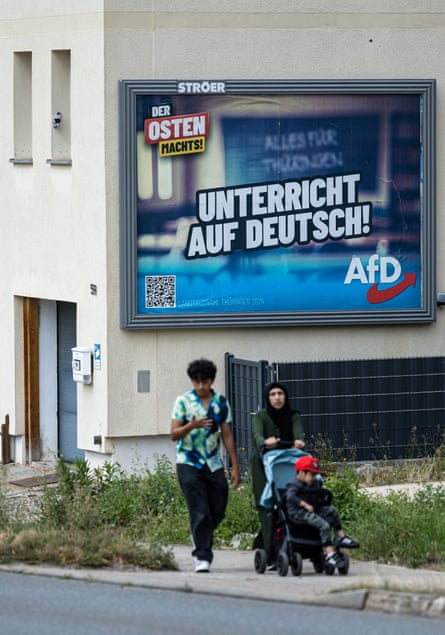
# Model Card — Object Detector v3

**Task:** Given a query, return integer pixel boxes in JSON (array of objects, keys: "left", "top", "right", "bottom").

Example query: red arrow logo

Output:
[{"left": 367, "top": 272, "right": 417, "bottom": 304}]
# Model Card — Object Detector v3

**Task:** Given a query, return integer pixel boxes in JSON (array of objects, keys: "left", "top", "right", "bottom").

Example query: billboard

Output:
[{"left": 119, "top": 80, "right": 436, "bottom": 328}]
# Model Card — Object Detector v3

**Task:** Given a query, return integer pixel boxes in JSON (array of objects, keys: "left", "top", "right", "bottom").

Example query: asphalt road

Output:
[{"left": 1, "top": 570, "right": 444, "bottom": 635}]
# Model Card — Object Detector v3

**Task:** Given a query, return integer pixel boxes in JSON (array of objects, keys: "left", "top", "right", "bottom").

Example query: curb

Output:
[
  {"left": 306, "top": 589, "right": 445, "bottom": 618},
  {"left": 364, "top": 590, "right": 445, "bottom": 619}
]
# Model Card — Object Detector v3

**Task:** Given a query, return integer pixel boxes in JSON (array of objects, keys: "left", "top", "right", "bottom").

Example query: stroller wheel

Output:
[
  {"left": 276, "top": 552, "right": 289, "bottom": 577},
  {"left": 337, "top": 551, "right": 350, "bottom": 576},
  {"left": 324, "top": 562, "right": 335, "bottom": 576},
  {"left": 254, "top": 549, "right": 267, "bottom": 574},
  {"left": 312, "top": 554, "right": 325, "bottom": 574},
  {"left": 290, "top": 552, "right": 303, "bottom": 576}
]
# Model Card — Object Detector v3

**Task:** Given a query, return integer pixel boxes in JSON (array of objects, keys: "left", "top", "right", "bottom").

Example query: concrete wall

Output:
[{"left": 1, "top": 0, "right": 445, "bottom": 469}]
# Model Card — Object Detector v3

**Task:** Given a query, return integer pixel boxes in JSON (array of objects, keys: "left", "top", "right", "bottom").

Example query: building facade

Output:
[{"left": 1, "top": 1, "right": 444, "bottom": 471}]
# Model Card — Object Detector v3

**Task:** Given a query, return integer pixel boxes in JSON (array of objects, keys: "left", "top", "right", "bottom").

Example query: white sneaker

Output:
[{"left": 194, "top": 559, "right": 210, "bottom": 573}]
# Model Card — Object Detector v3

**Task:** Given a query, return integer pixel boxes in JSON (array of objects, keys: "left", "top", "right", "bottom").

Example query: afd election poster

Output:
[{"left": 119, "top": 80, "right": 435, "bottom": 328}]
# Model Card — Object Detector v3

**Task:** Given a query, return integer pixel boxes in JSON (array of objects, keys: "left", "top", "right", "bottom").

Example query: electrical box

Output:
[{"left": 71, "top": 346, "right": 92, "bottom": 384}]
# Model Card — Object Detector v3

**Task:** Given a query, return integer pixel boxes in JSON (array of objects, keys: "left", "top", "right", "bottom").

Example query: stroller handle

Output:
[{"left": 261, "top": 439, "right": 300, "bottom": 455}]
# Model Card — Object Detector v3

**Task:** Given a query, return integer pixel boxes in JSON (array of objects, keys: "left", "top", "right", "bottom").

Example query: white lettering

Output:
[
  {"left": 366, "top": 254, "right": 380, "bottom": 283},
  {"left": 186, "top": 222, "right": 238, "bottom": 257},
  {"left": 329, "top": 208, "right": 345, "bottom": 239},
  {"left": 251, "top": 186, "right": 268, "bottom": 215},
  {"left": 177, "top": 80, "right": 226, "bottom": 94},
  {"left": 380, "top": 256, "right": 401, "bottom": 283},
  {"left": 245, "top": 219, "right": 263, "bottom": 249},
  {"left": 344, "top": 254, "right": 402, "bottom": 284},
  {"left": 262, "top": 217, "right": 279, "bottom": 247},
  {"left": 344, "top": 257, "right": 368, "bottom": 284},
  {"left": 186, "top": 226, "right": 207, "bottom": 258},
  {"left": 312, "top": 211, "right": 329, "bottom": 241},
  {"left": 151, "top": 105, "right": 171, "bottom": 117}
]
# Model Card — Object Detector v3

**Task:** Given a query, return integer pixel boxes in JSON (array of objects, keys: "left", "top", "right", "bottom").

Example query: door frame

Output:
[{"left": 23, "top": 297, "right": 40, "bottom": 462}]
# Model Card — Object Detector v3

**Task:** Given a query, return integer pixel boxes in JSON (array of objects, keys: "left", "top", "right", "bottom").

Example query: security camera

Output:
[
  {"left": 52, "top": 112, "right": 63, "bottom": 128},
  {"left": 437, "top": 292, "right": 445, "bottom": 306}
]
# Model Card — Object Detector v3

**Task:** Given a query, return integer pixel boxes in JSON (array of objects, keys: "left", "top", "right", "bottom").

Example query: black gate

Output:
[
  {"left": 224, "top": 353, "right": 272, "bottom": 474},
  {"left": 226, "top": 353, "right": 445, "bottom": 466}
]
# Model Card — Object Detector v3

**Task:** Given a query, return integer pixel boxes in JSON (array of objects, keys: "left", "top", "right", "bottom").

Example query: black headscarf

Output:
[{"left": 265, "top": 381, "right": 296, "bottom": 443}]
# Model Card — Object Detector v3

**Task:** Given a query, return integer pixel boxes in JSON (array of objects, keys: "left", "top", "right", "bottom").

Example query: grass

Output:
[
  {"left": 322, "top": 466, "right": 445, "bottom": 569},
  {"left": 0, "top": 443, "right": 444, "bottom": 571},
  {"left": 345, "top": 484, "right": 445, "bottom": 569},
  {"left": 0, "top": 457, "right": 180, "bottom": 570},
  {"left": 312, "top": 428, "right": 445, "bottom": 570}
]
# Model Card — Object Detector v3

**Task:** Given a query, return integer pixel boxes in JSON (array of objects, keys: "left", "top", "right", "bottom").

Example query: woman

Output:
[{"left": 250, "top": 381, "right": 305, "bottom": 560}]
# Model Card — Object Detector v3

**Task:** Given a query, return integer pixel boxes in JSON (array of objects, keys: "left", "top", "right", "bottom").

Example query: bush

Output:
[
  {"left": 215, "top": 478, "right": 259, "bottom": 547},
  {"left": 349, "top": 484, "right": 445, "bottom": 568},
  {"left": 325, "top": 467, "right": 368, "bottom": 524}
]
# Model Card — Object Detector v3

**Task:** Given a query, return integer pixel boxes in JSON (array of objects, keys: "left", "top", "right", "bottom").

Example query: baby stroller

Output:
[{"left": 253, "top": 448, "right": 350, "bottom": 577}]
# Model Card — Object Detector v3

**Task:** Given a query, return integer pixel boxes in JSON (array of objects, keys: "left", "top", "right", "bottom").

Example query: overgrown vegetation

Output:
[
  {"left": 307, "top": 428, "right": 445, "bottom": 569},
  {"left": 345, "top": 485, "right": 445, "bottom": 569},
  {"left": 0, "top": 457, "right": 182, "bottom": 569},
  {"left": 309, "top": 425, "right": 445, "bottom": 486},
  {"left": 0, "top": 437, "right": 444, "bottom": 571},
  {"left": 0, "top": 455, "right": 257, "bottom": 569}
]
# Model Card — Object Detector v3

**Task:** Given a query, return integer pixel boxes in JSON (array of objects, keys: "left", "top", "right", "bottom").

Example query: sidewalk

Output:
[{"left": 1, "top": 463, "right": 445, "bottom": 619}]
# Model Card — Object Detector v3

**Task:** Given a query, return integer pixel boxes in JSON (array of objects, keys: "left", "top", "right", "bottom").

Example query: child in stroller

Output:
[
  {"left": 254, "top": 450, "right": 359, "bottom": 576},
  {"left": 286, "top": 455, "right": 360, "bottom": 574}
]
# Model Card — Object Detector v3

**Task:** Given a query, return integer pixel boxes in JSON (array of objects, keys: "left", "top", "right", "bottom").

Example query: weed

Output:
[
  {"left": 215, "top": 478, "right": 259, "bottom": 546},
  {"left": 347, "top": 484, "right": 445, "bottom": 568},
  {"left": 0, "top": 490, "right": 10, "bottom": 531},
  {"left": 308, "top": 432, "right": 357, "bottom": 467},
  {"left": 324, "top": 468, "right": 368, "bottom": 524}
]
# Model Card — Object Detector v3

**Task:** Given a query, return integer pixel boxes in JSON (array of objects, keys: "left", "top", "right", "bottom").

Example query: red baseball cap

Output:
[{"left": 295, "top": 455, "right": 322, "bottom": 474}]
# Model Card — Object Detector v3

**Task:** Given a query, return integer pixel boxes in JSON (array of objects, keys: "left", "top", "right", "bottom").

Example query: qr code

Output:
[{"left": 145, "top": 275, "right": 176, "bottom": 308}]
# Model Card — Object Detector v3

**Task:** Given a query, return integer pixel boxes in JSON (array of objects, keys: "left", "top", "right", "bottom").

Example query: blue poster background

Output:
[{"left": 135, "top": 94, "right": 422, "bottom": 316}]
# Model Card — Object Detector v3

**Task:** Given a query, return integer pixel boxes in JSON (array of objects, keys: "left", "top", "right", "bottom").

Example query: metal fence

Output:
[
  {"left": 224, "top": 353, "right": 272, "bottom": 474},
  {"left": 225, "top": 353, "right": 445, "bottom": 468}
]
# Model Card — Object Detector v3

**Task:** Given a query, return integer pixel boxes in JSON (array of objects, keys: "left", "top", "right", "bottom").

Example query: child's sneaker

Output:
[
  {"left": 325, "top": 552, "right": 345, "bottom": 569},
  {"left": 334, "top": 535, "right": 360, "bottom": 549}
]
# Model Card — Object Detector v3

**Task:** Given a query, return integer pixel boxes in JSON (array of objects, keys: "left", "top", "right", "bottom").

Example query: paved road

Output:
[{"left": 1, "top": 570, "right": 445, "bottom": 635}]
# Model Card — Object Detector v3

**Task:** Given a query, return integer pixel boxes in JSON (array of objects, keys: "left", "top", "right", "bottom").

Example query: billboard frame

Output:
[{"left": 119, "top": 79, "right": 436, "bottom": 329}]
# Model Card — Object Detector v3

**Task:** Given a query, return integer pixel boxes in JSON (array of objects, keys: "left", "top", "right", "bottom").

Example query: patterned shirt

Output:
[{"left": 171, "top": 389, "right": 232, "bottom": 471}]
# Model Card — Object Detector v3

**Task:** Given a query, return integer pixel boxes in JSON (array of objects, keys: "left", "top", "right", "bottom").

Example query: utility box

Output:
[{"left": 71, "top": 346, "right": 92, "bottom": 384}]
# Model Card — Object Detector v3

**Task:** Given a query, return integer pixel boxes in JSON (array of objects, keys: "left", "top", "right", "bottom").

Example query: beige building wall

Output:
[
  {"left": 1, "top": 1, "right": 445, "bottom": 469},
  {"left": 0, "top": 2, "right": 109, "bottom": 461}
]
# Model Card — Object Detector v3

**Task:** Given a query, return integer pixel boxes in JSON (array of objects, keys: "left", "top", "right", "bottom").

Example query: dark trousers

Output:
[
  {"left": 290, "top": 504, "right": 342, "bottom": 546},
  {"left": 177, "top": 463, "right": 228, "bottom": 563}
]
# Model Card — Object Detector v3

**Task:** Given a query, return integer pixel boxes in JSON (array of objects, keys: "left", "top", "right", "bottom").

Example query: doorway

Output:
[
  {"left": 57, "top": 301, "right": 84, "bottom": 461},
  {"left": 23, "top": 298, "right": 84, "bottom": 463}
]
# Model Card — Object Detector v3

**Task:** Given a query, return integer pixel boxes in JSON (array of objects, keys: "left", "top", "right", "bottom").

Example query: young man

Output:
[
  {"left": 171, "top": 358, "right": 241, "bottom": 572},
  {"left": 286, "top": 455, "right": 360, "bottom": 569}
]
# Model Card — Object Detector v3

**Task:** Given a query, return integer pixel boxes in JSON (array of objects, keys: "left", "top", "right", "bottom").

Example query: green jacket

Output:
[{"left": 250, "top": 409, "right": 304, "bottom": 505}]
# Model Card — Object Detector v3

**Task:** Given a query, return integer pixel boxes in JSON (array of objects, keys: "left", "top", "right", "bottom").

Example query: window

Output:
[
  {"left": 12, "top": 51, "right": 32, "bottom": 162},
  {"left": 49, "top": 49, "right": 71, "bottom": 163}
]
